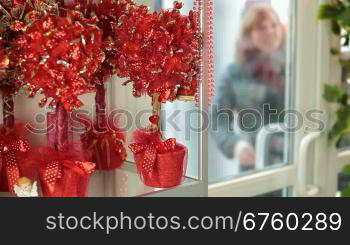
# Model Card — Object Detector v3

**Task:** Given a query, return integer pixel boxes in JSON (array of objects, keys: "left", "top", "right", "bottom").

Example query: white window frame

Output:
[
  {"left": 311, "top": 0, "right": 349, "bottom": 196},
  {"left": 300, "top": 0, "right": 350, "bottom": 197}
]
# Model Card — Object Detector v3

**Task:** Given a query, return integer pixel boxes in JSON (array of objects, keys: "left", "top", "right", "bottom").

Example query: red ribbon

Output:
[
  {"left": 129, "top": 138, "right": 176, "bottom": 174},
  {"left": 0, "top": 139, "right": 30, "bottom": 192},
  {"left": 42, "top": 160, "right": 96, "bottom": 195}
]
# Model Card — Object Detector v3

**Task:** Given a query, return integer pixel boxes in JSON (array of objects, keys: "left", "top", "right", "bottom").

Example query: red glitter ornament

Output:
[
  {"left": 174, "top": 1, "right": 184, "bottom": 10},
  {"left": 149, "top": 115, "right": 160, "bottom": 125}
]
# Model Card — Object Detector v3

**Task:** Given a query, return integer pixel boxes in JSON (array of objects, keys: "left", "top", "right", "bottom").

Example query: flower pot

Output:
[
  {"left": 39, "top": 160, "right": 95, "bottom": 197},
  {"left": 135, "top": 144, "right": 188, "bottom": 188},
  {"left": 81, "top": 132, "right": 126, "bottom": 171}
]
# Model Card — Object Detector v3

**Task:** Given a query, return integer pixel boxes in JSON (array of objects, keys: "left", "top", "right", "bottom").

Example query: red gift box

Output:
[
  {"left": 39, "top": 160, "right": 95, "bottom": 197},
  {"left": 81, "top": 130, "right": 126, "bottom": 171},
  {"left": 80, "top": 113, "right": 127, "bottom": 171},
  {"left": 131, "top": 142, "right": 188, "bottom": 188},
  {"left": 25, "top": 143, "right": 95, "bottom": 197}
]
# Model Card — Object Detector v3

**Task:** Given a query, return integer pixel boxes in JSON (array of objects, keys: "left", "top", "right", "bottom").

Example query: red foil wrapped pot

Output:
[
  {"left": 92, "top": 134, "right": 126, "bottom": 171},
  {"left": 132, "top": 143, "right": 188, "bottom": 188},
  {"left": 39, "top": 160, "right": 95, "bottom": 197},
  {"left": 80, "top": 115, "right": 127, "bottom": 171}
]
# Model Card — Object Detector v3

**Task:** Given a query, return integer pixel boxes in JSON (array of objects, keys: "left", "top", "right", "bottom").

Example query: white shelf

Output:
[{"left": 0, "top": 162, "right": 200, "bottom": 197}]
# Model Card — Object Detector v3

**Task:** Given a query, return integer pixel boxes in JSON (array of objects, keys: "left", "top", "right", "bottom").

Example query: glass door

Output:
[{"left": 208, "top": 0, "right": 326, "bottom": 197}]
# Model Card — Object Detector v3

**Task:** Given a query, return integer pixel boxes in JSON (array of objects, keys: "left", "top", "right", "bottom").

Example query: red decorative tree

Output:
[
  {"left": 58, "top": 0, "right": 136, "bottom": 170},
  {"left": 0, "top": 0, "right": 56, "bottom": 134},
  {"left": 1, "top": 0, "right": 206, "bottom": 194},
  {"left": 10, "top": 8, "right": 104, "bottom": 196},
  {"left": 0, "top": 0, "right": 59, "bottom": 192},
  {"left": 113, "top": 1, "right": 201, "bottom": 104},
  {"left": 114, "top": 1, "right": 201, "bottom": 187},
  {"left": 0, "top": 39, "right": 15, "bottom": 134},
  {"left": 12, "top": 10, "right": 105, "bottom": 150}
]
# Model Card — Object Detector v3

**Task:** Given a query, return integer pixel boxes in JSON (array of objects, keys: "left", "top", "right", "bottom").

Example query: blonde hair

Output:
[{"left": 235, "top": 4, "right": 285, "bottom": 64}]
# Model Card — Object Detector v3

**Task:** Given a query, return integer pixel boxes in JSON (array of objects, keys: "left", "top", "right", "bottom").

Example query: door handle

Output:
[
  {"left": 256, "top": 123, "right": 285, "bottom": 170},
  {"left": 297, "top": 131, "right": 322, "bottom": 196}
]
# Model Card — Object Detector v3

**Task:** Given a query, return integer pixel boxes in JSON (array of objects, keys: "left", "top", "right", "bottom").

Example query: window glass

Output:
[{"left": 209, "top": 0, "right": 293, "bottom": 183}]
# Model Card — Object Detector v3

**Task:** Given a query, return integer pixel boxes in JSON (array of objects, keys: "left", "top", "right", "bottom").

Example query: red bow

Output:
[
  {"left": 43, "top": 160, "right": 96, "bottom": 190},
  {"left": 0, "top": 139, "right": 30, "bottom": 192},
  {"left": 129, "top": 138, "right": 176, "bottom": 174}
]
